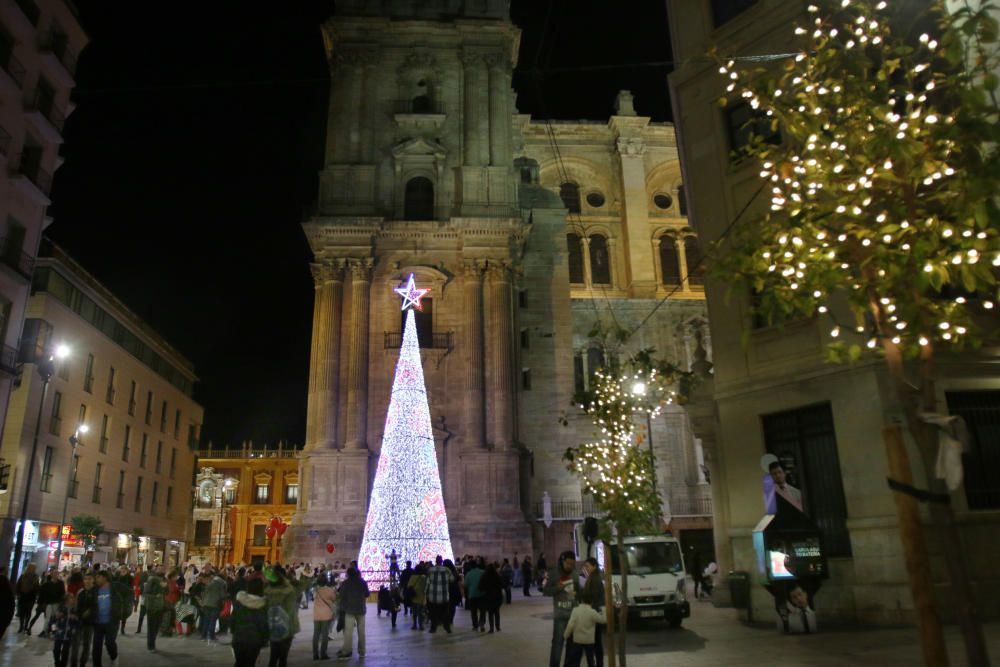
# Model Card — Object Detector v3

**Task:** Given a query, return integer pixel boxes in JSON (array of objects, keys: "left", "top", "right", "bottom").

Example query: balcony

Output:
[
  {"left": 670, "top": 495, "right": 713, "bottom": 517},
  {"left": 533, "top": 497, "right": 602, "bottom": 521},
  {"left": 383, "top": 331, "right": 452, "bottom": 350},
  {"left": 0, "top": 344, "right": 20, "bottom": 378},
  {"left": 38, "top": 31, "right": 76, "bottom": 77},
  {"left": 198, "top": 443, "right": 299, "bottom": 459},
  {"left": 24, "top": 95, "right": 64, "bottom": 139},
  {"left": 14, "top": 152, "right": 52, "bottom": 197},
  {"left": 0, "top": 236, "right": 35, "bottom": 280}
]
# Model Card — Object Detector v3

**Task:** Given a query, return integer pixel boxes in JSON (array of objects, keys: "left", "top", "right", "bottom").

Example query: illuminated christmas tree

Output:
[{"left": 358, "top": 275, "right": 454, "bottom": 580}]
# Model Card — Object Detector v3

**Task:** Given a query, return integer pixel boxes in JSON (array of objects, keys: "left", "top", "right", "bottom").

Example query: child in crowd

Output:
[
  {"left": 50, "top": 592, "right": 78, "bottom": 667},
  {"left": 563, "top": 591, "right": 606, "bottom": 667}
]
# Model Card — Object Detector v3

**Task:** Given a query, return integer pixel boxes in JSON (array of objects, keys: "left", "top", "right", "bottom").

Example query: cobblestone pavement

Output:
[{"left": 2, "top": 593, "right": 998, "bottom": 666}]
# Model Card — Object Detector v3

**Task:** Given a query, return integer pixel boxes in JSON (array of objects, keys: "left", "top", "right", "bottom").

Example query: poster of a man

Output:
[{"left": 768, "top": 460, "right": 803, "bottom": 513}]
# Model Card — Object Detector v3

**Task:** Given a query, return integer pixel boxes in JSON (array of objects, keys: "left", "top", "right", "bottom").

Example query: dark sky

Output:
[{"left": 46, "top": 1, "right": 672, "bottom": 448}]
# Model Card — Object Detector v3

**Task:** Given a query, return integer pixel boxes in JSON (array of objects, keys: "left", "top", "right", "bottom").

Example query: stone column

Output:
[
  {"left": 463, "top": 260, "right": 486, "bottom": 449},
  {"left": 485, "top": 261, "right": 515, "bottom": 449},
  {"left": 344, "top": 259, "right": 373, "bottom": 450},
  {"left": 315, "top": 261, "right": 344, "bottom": 449},
  {"left": 580, "top": 236, "right": 592, "bottom": 288},
  {"left": 676, "top": 238, "right": 690, "bottom": 292},
  {"left": 462, "top": 52, "right": 486, "bottom": 167},
  {"left": 486, "top": 53, "right": 512, "bottom": 167},
  {"left": 304, "top": 266, "right": 323, "bottom": 450}
]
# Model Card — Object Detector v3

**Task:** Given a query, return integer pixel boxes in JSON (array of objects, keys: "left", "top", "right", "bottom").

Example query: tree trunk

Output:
[
  {"left": 603, "top": 544, "right": 617, "bottom": 667},
  {"left": 882, "top": 339, "right": 991, "bottom": 667},
  {"left": 617, "top": 540, "right": 629, "bottom": 667}
]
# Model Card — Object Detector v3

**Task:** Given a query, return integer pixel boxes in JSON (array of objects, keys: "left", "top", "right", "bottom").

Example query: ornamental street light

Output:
[
  {"left": 632, "top": 380, "right": 662, "bottom": 526},
  {"left": 54, "top": 424, "right": 88, "bottom": 569},
  {"left": 215, "top": 478, "right": 234, "bottom": 567},
  {"left": 9, "top": 344, "right": 70, "bottom": 579}
]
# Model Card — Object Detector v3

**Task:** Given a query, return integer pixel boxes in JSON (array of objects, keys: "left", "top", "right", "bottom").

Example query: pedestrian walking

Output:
[
  {"left": 398, "top": 561, "right": 414, "bottom": 617},
  {"left": 500, "top": 559, "right": 514, "bottom": 604},
  {"left": 563, "top": 590, "right": 606, "bottom": 667},
  {"left": 262, "top": 566, "right": 314, "bottom": 667},
  {"left": 16, "top": 563, "right": 39, "bottom": 635},
  {"left": 336, "top": 566, "right": 369, "bottom": 659},
  {"left": 444, "top": 560, "right": 462, "bottom": 628},
  {"left": 535, "top": 554, "right": 548, "bottom": 592},
  {"left": 89, "top": 570, "right": 128, "bottom": 667},
  {"left": 406, "top": 565, "right": 427, "bottom": 630},
  {"left": 463, "top": 559, "right": 485, "bottom": 631},
  {"left": 520, "top": 558, "right": 532, "bottom": 597},
  {"left": 50, "top": 592, "right": 79, "bottom": 667},
  {"left": 0, "top": 566, "right": 15, "bottom": 640},
  {"left": 312, "top": 578, "right": 336, "bottom": 660},
  {"left": 580, "top": 558, "right": 606, "bottom": 667},
  {"left": 71, "top": 573, "right": 96, "bottom": 667},
  {"left": 199, "top": 570, "right": 228, "bottom": 642},
  {"left": 231, "top": 578, "right": 270, "bottom": 667},
  {"left": 425, "top": 555, "right": 455, "bottom": 634},
  {"left": 543, "top": 551, "right": 580, "bottom": 667},
  {"left": 143, "top": 566, "right": 168, "bottom": 653},
  {"left": 479, "top": 563, "right": 504, "bottom": 633},
  {"left": 31, "top": 568, "right": 65, "bottom": 636}
]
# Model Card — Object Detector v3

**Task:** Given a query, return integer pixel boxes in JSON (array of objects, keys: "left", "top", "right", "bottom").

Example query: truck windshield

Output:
[{"left": 610, "top": 541, "right": 683, "bottom": 575}]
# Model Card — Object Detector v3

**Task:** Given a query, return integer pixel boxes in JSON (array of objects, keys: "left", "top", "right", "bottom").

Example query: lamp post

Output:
[
  {"left": 632, "top": 380, "right": 662, "bottom": 526},
  {"left": 9, "top": 344, "right": 69, "bottom": 580},
  {"left": 54, "top": 424, "right": 88, "bottom": 569},
  {"left": 216, "top": 478, "right": 233, "bottom": 567}
]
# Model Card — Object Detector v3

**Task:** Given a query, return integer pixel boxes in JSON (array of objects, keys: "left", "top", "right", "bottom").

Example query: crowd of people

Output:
[{"left": 0, "top": 549, "right": 611, "bottom": 667}]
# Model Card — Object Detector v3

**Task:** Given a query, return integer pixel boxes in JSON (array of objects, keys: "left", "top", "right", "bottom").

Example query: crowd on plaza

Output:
[{"left": 0, "top": 549, "right": 609, "bottom": 667}]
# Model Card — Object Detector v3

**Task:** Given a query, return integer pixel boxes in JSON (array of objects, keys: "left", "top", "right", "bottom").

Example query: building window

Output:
[
  {"left": 252, "top": 524, "right": 267, "bottom": 546},
  {"left": 521, "top": 368, "right": 531, "bottom": 390},
  {"left": 677, "top": 185, "right": 687, "bottom": 216},
  {"left": 711, "top": 0, "right": 758, "bottom": 27},
  {"left": 659, "top": 236, "right": 681, "bottom": 286},
  {"left": 224, "top": 487, "right": 236, "bottom": 504},
  {"left": 151, "top": 481, "right": 159, "bottom": 516},
  {"left": 726, "top": 101, "right": 781, "bottom": 156},
  {"left": 518, "top": 290, "right": 528, "bottom": 308},
  {"left": 567, "top": 233, "right": 584, "bottom": 284},
  {"left": 170, "top": 448, "right": 177, "bottom": 479},
  {"left": 166, "top": 486, "right": 173, "bottom": 511},
  {"left": 762, "top": 402, "right": 851, "bottom": 557},
  {"left": 122, "top": 425, "right": 131, "bottom": 462},
  {"left": 83, "top": 354, "right": 94, "bottom": 393},
  {"left": 57, "top": 351, "right": 70, "bottom": 380},
  {"left": 116, "top": 470, "right": 125, "bottom": 508},
  {"left": 404, "top": 176, "right": 434, "bottom": 220},
  {"left": 520, "top": 328, "right": 530, "bottom": 350},
  {"left": 589, "top": 235, "right": 612, "bottom": 285},
  {"left": 573, "top": 353, "right": 585, "bottom": 396},
  {"left": 174, "top": 409, "right": 181, "bottom": 439},
  {"left": 139, "top": 434, "right": 148, "bottom": 468},
  {"left": 653, "top": 193, "right": 673, "bottom": 211},
  {"left": 145, "top": 390, "right": 153, "bottom": 425},
  {"left": 945, "top": 391, "right": 1000, "bottom": 510},
  {"left": 195, "top": 520, "right": 212, "bottom": 547},
  {"left": 684, "top": 236, "right": 705, "bottom": 286},
  {"left": 106, "top": 367, "right": 116, "bottom": 404},
  {"left": 134, "top": 476, "right": 143, "bottom": 512},
  {"left": 401, "top": 298, "right": 434, "bottom": 348},
  {"left": 78, "top": 403, "right": 87, "bottom": 431},
  {"left": 40, "top": 446, "right": 54, "bottom": 492},
  {"left": 155, "top": 441, "right": 163, "bottom": 473},
  {"left": 92, "top": 462, "right": 102, "bottom": 503},
  {"left": 160, "top": 400, "right": 168, "bottom": 433},
  {"left": 128, "top": 381, "right": 136, "bottom": 415},
  {"left": 586, "top": 191, "right": 605, "bottom": 208},
  {"left": 255, "top": 483, "right": 270, "bottom": 504},
  {"left": 99, "top": 414, "right": 110, "bottom": 453},
  {"left": 411, "top": 94, "right": 432, "bottom": 113},
  {"left": 49, "top": 391, "right": 62, "bottom": 436},
  {"left": 559, "top": 183, "right": 581, "bottom": 214},
  {"left": 285, "top": 484, "right": 299, "bottom": 504},
  {"left": 68, "top": 455, "right": 79, "bottom": 498}
]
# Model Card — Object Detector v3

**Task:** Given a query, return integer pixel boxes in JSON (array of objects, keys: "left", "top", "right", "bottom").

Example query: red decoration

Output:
[
  {"left": 269, "top": 516, "right": 281, "bottom": 529},
  {"left": 277, "top": 522, "right": 288, "bottom": 536},
  {"left": 266, "top": 526, "right": 277, "bottom": 539},
  {"left": 325, "top": 543, "right": 334, "bottom": 554}
]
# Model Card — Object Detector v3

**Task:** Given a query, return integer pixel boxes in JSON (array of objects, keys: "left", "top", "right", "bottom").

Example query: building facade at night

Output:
[
  {"left": 190, "top": 443, "right": 300, "bottom": 568},
  {"left": 0, "top": 0, "right": 86, "bottom": 504},
  {"left": 667, "top": 0, "right": 1000, "bottom": 624},
  {"left": 0, "top": 243, "right": 202, "bottom": 572},
  {"left": 290, "top": 0, "right": 713, "bottom": 564}
]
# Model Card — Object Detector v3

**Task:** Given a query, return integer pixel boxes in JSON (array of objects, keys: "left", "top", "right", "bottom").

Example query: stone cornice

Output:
[{"left": 302, "top": 217, "right": 528, "bottom": 254}]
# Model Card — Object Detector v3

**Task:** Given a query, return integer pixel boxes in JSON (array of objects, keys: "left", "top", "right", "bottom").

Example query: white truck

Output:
[{"left": 574, "top": 524, "right": 691, "bottom": 627}]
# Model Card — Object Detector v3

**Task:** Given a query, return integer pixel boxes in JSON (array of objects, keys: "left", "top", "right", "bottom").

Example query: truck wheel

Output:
[{"left": 668, "top": 617, "right": 683, "bottom": 628}]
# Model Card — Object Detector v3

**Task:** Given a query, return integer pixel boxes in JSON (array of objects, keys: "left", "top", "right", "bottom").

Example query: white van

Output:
[{"left": 574, "top": 525, "right": 691, "bottom": 627}]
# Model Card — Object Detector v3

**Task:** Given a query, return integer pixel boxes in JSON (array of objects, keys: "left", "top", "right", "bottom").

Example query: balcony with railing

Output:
[
  {"left": 0, "top": 344, "right": 20, "bottom": 377},
  {"left": 669, "top": 494, "right": 714, "bottom": 517},
  {"left": 197, "top": 442, "right": 300, "bottom": 459},
  {"left": 0, "top": 236, "right": 35, "bottom": 280},
  {"left": 383, "top": 331, "right": 452, "bottom": 350},
  {"left": 533, "top": 497, "right": 602, "bottom": 521}
]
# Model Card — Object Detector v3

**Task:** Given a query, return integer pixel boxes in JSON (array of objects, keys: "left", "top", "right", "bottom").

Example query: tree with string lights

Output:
[{"left": 715, "top": 1, "right": 997, "bottom": 664}]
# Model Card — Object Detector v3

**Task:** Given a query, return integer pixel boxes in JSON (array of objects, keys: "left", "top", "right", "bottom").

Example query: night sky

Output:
[{"left": 46, "top": 1, "right": 672, "bottom": 448}]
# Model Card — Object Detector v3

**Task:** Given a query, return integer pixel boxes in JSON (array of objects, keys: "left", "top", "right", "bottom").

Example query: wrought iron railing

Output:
[
  {"left": 669, "top": 495, "right": 713, "bottom": 517},
  {"left": 383, "top": 331, "right": 452, "bottom": 350},
  {"left": 0, "top": 236, "right": 35, "bottom": 278},
  {"left": 197, "top": 445, "right": 299, "bottom": 459},
  {"left": 0, "top": 344, "right": 19, "bottom": 376},
  {"left": 533, "top": 497, "right": 601, "bottom": 521}
]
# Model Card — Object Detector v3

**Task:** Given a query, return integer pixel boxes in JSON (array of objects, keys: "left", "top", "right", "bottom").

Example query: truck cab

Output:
[{"left": 574, "top": 525, "right": 691, "bottom": 627}]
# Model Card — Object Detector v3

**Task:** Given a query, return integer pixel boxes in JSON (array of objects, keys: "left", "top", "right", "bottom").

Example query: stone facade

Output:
[
  {"left": 290, "top": 1, "right": 712, "bottom": 564},
  {"left": 667, "top": 0, "right": 1000, "bottom": 624}
]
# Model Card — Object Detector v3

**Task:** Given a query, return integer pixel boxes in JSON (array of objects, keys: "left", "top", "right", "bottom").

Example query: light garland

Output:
[
  {"left": 715, "top": 0, "right": 1000, "bottom": 356},
  {"left": 358, "top": 291, "right": 454, "bottom": 579}
]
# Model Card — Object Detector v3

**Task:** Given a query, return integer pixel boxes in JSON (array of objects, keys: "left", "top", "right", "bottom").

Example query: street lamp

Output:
[
  {"left": 216, "top": 478, "right": 233, "bottom": 567},
  {"left": 632, "top": 379, "right": 662, "bottom": 526},
  {"left": 9, "top": 344, "right": 70, "bottom": 580},
  {"left": 53, "top": 424, "right": 88, "bottom": 569}
]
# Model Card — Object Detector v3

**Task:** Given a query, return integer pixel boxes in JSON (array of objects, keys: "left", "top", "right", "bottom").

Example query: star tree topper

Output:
[{"left": 394, "top": 273, "right": 431, "bottom": 311}]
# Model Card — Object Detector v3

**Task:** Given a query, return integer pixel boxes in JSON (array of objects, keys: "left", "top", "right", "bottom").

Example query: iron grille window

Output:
[
  {"left": 151, "top": 481, "right": 158, "bottom": 516},
  {"left": 106, "top": 367, "right": 116, "bottom": 404},
  {"left": 68, "top": 455, "right": 79, "bottom": 498},
  {"left": 174, "top": 409, "right": 181, "bottom": 439},
  {"left": 762, "top": 402, "right": 852, "bottom": 557},
  {"left": 40, "top": 446, "right": 54, "bottom": 492},
  {"left": 49, "top": 391, "right": 62, "bottom": 436},
  {"left": 145, "top": 390, "right": 153, "bottom": 425},
  {"left": 122, "top": 425, "right": 130, "bottom": 462},
  {"left": 128, "top": 381, "right": 136, "bottom": 415},
  {"left": 116, "top": 470, "right": 125, "bottom": 508},
  {"left": 170, "top": 448, "right": 177, "bottom": 479},
  {"left": 160, "top": 401, "right": 168, "bottom": 433},
  {"left": 166, "top": 486, "right": 173, "bottom": 511},
  {"left": 155, "top": 441, "right": 162, "bottom": 473},
  {"left": 945, "top": 391, "right": 1000, "bottom": 510},
  {"left": 139, "top": 434, "right": 148, "bottom": 468},
  {"left": 400, "top": 298, "right": 434, "bottom": 348},
  {"left": 134, "top": 476, "right": 143, "bottom": 512}
]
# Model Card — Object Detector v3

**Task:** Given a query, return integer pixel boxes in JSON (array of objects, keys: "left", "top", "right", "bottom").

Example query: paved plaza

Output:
[{"left": 2, "top": 592, "right": 999, "bottom": 666}]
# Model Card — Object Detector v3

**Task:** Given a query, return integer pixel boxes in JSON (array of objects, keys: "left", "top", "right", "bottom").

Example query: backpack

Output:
[{"left": 267, "top": 604, "right": 291, "bottom": 642}]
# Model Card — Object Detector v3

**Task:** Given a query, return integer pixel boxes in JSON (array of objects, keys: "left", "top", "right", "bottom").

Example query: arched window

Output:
[
  {"left": 566, "top": 233, "right": 584, "bottom": 284},
  {"left": 684, "top": 235, "right": 705, "bottom": 286},
  {"left": 560, "top": 183, "right": 581, "bottom": 214},
  {"left": 677, "top": 184, "right": 688, "bottom": 216},
  {"left": 589, "top": 234, "right": 611, "bottom": 285},
  {"left": 404, "top": 177, "right": 434, "bottom": 220},
  {"left": 659, "top": 235, "right": 681, "bottom": 286},
  {"left": 412, "top": 94, "right": 432, "bottom": 113}
]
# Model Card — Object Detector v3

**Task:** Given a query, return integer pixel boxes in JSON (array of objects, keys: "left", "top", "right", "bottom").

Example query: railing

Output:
[
  {"left": 1, "top": 54, "right": 26, "bottom": 87},
  {"left": 198, "top": 445, "right": 300, "bottom": 459},
  {"left": 383, "top": 331, "right": 452, "bottom": 350},
  {"left": 533, "top": 497, "right": 602, "bottom": 521},
  {"left": 670, "top": 495, "right": 714, "bottom": 517},
  {"left": 0, "top": 344, "right": 19, "bottom": 376},
  {"left": 0, "top": 236, "right": 35, "bottom": 278}
]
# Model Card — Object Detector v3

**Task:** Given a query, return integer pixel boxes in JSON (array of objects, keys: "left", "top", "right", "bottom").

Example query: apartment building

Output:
[{"left": 0, "top": 242, "right": 203, "bottom": 572}]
